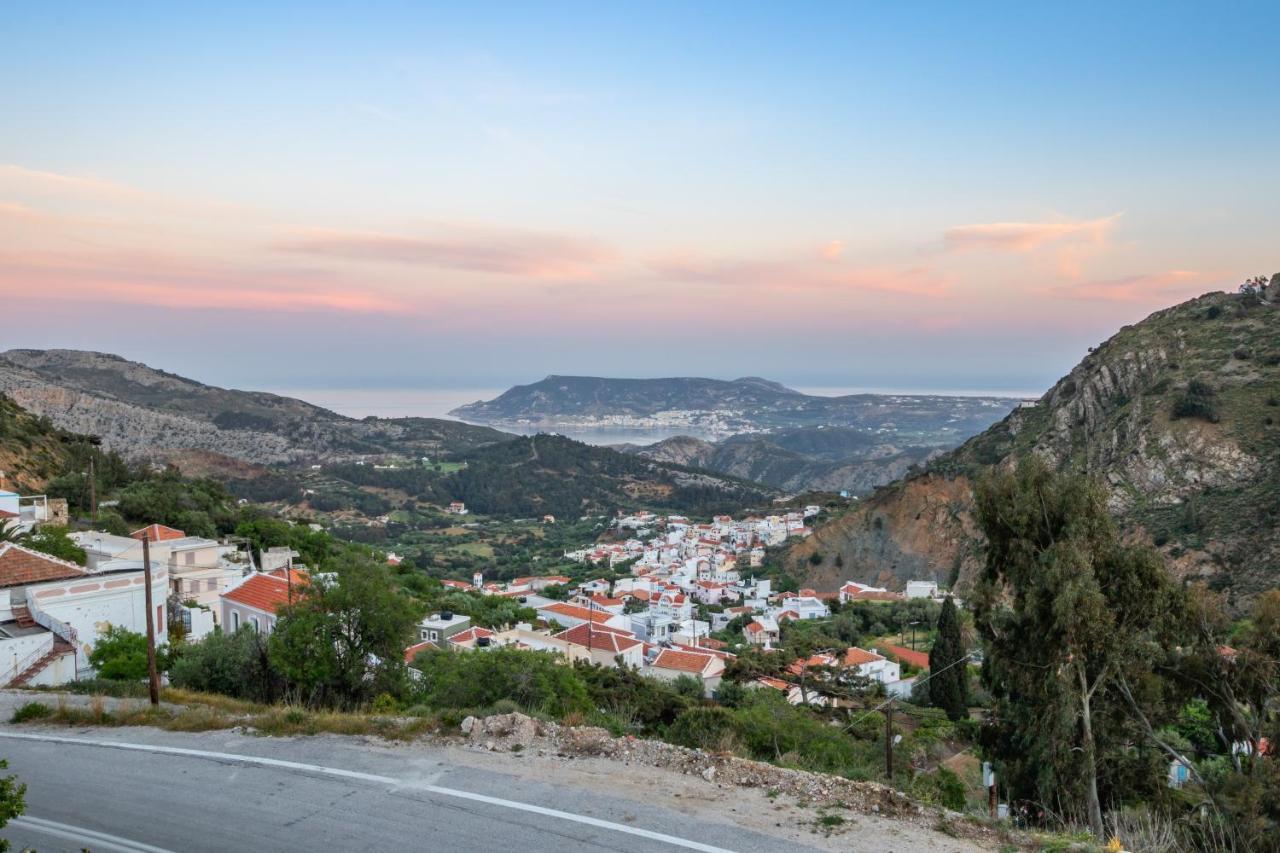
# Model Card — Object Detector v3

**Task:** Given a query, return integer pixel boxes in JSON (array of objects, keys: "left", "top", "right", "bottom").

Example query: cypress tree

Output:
[{"left": 928, "top": 595, "right": 967, "bottom": 721}]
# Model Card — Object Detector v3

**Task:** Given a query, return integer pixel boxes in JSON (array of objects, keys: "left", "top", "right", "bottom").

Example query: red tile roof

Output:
[
  {"left": 448, "top": 627, "right": 496, "bottom": 647},
  {"left": 843, "top": 647, "right": 886, "bottom": 667},
  {"left": 878, "top": 643, "right": 930, "bottom": 670},
  {"left": 555, "top": 623, "right": 642, "bottom": 654},
  {"left": 0, "top": 510, "right": 18, "bottom": 519},
  {"left": 131, "top": 524, "right": 186, "bottom": 543},
  {"left": 404, "top": 641, "right": 434, "bottom": 664},
  {"left": 539, "top": 602, "right": 615, "bottom": 624},
  {"left": 222, "top": 573, "right": 297, "bottom": 615},
  {"left": 650, "top": 648, "right": 719, "bottom": 675},
  {"left": 0, "top": 543, "right": 87, "bottom": 588}
]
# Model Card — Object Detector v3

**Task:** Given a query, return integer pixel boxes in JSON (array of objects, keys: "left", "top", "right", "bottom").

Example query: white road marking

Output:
[
  {"left": 0, "top": 731, "right": 735, "bottom": 853},
  {"left": 9, "top": 814, "right": 178, "bottom": 853}
]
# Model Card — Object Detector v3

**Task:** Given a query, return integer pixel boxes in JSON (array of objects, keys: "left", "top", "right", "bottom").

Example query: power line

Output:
[{"left": 842, "top": 650, "right": 977, "bottom": 733}]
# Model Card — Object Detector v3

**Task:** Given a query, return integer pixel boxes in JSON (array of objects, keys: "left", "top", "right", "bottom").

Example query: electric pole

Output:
[
  {"left": 141, "top": 535, "right": 160, "bottom": 706},
  {"left": 88, "top": 457, "right": 97, "bottom": 523},
  {"left": 885, "top": 700, "right": 894, "bottom": 781}
]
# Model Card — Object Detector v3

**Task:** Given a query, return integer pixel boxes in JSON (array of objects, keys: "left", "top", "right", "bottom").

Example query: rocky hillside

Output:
[
  {"left": 0, "top": 350, "right": 511, "bottom": 465},
  {"left": 628, "top": 427, "right": 939, "bottom": 495},
  {"left": 0, "top": 394, "right": 77, "bottom": 492},
  {"left": 788, "top": 281, "right": 1280, "bottom": 601}
]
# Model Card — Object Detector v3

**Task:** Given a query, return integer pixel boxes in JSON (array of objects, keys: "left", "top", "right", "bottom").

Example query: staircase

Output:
[
  {"left": 8, "top": 639, "right": 75, "bottom": 687},
  {"left": 11, "top": 606, "right": 36, "bottom": 630}
]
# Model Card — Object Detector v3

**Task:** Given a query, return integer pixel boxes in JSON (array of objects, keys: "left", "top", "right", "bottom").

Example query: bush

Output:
[
  {"left": 168, "top": 627, "right": 281, "bottom": 704},
  {"left": 667, "top": 706, "right": 738, "bottom": 751},
  {"left": 87, "top": 626, "right": 153, "bottom": 681},
  {"left": 672, "top": 674, "right": 705, "bottom": 700},
  {"left": 410, "top": 648, "right": 591, "bottom": 718},
  {"left": 1171, "top": 379, "right": 1219, "bottom": 422},
  {"left": 10, "top": 702, "right": 51, "bottom": 723}
]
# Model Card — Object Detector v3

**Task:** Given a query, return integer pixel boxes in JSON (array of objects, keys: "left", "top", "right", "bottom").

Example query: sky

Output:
[{"left": 2, "top": 2, "right": 1278, "bottom": 396}]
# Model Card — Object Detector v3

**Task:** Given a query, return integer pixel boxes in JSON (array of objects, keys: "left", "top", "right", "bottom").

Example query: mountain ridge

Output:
[{"left": 786, "top": 284, "right": 1280, "bottom": 601}]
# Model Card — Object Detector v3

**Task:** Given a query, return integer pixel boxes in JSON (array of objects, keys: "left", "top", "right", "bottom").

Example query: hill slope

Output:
[
  {"left": 787, "top": 284, "right": 1280, "bottom": 600},
  {"left": 0, "top": 350, "right": 510, "bottom": 464},
  {"left": 629, "top": 427, "right": 939, "bottom": 495},
  {"left": 0, "top": 394, "right": 77, "bottom": 492}
]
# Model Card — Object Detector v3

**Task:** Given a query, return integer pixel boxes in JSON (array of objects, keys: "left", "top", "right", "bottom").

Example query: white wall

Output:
[
  {"left": 31, "top": 567, "right": 169, "bottom": 662},
  {"left": 0, "top": 632, "right": 52, "bottom": 684}
]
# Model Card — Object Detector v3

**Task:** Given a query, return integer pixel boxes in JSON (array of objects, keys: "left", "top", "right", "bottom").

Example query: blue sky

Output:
[{"left": 2, "top": 2, "right": 1277, "bottom": 393}]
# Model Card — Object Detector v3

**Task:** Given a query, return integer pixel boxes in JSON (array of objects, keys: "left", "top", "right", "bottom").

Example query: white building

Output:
[
  {"left": 905, "top": 580, "right": 939, "bottom": 599},
  {"left": 0, "top": 542, "right": 169, "bottom": 686}
]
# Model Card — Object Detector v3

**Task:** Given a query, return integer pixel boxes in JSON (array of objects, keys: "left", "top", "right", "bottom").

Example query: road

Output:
[{"left": 0, "top": 726, "right": 820, "bottom": 853}]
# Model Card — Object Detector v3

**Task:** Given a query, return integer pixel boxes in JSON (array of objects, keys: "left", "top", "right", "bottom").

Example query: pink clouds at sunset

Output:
[
  {"left": 1050, "top": 270, "right": 1220, "bottom": 303},
  {"left": 650, "top": 252, "right": 950, "bottom": 298},
  {"left": 273, "top": 225, "right": 617, "bottom": 279},
  {"left": 944, "top": 215, "right": 1121, "bottom": 254}
]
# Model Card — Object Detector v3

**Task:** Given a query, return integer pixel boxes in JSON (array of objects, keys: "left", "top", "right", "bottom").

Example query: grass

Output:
[{"left": 9, "top": 691, "right": 448, "bottom": 741}]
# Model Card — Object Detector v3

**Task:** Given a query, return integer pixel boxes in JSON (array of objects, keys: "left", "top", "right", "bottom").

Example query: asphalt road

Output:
[{"left": 0, "top": 727, "right": 821, "bottom": 853}]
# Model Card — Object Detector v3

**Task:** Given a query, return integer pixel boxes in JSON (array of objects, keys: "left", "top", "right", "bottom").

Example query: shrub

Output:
[
  {"left": 169, "top": 626, "right": 282, "bottom": 704},
  {"left": 667, "top": 706, "right": 738, "bottom": 751},
  {"left": 10, "top": 702, "right": 51, "bottom": 723},
  {"left": 411, "top": 648, "right": 591, "bottom": 718},
  {"left": 1171, "top": 379, "right": 1219, "bottom": 422},
  {"left": 87, "top": 626, "right": 152, "bottom": 681}
]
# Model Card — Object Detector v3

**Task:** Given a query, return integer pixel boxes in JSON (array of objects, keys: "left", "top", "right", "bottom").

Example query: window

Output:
[
  {"left": 231, "top": 611, "right": 240, "bottom": 631},
  {"left": 250, "top": 616, "right": 260, "bottom": 633},
  {"left": 429, "top": 630, "right": 438, "bottom": 641},
  {"left": 206, "top": 579, "right": 217, "bottom": 591}
]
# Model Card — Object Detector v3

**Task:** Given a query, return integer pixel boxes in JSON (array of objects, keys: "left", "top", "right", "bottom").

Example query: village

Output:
[{"left": 0, "top": 488, "right": 951, "bottom": 711}]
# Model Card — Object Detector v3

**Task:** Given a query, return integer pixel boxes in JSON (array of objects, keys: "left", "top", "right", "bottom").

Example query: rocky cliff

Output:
[{"left": 788, "top": 284, "right": 1280, "bottom": 601}]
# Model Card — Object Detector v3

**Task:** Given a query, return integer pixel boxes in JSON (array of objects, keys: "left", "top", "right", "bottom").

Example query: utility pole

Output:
[
  {"left": 884, "top": 700, "right": 894, "bottom": 781},
  {"left": 88, "top": 457, "right": 97, "bottom": 523},
  {"left": 141, "top": 535, "right": 160, "bottom": 706}
]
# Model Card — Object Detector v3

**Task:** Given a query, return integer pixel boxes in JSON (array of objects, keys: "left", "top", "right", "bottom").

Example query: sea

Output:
[{"left": 271, "top": 385, "right": 1039, "bottom": 448}]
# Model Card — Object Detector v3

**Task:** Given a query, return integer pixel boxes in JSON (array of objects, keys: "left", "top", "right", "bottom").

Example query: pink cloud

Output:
[
  {"left": 1050, "top": 269, "right": 1219, "bottom": 302},
  {"left": 0, "top": 249, "right": 403, "bottom": 314},
  {"left": 273, "top": 226, "right": 617, "bottom": 279},
  {"left": 652, "top": 256, "right": 949, "bottom": 298},
  {"left": 945, "top": 214, "right": 1120, "bottom": 253},
  {"left": 821, "top": 240, "right": 845, "bottom": 261}
]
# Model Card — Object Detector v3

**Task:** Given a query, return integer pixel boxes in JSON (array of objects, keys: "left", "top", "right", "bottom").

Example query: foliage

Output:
[
  {"left": 168, "top": 626, "right": 282, "bottom": 704},
  {"left": 117, "top": 469, "right": 239, "bottom": 536},
  {"left": 973, "top": 458, "right": 1181, "bottom": 838},
  {"left": 928, "top": 596, "right": 968, "bottom": 721},
  {"left": 20, "top": 525, "right": 86, "bottom": 566},
  {"left": 88, "top": 626, "right": 158, "bottom": 681},
  {"left": 667, "top": 706, "right": 737, "bottom": 750},
  {"left": 410, "top": 647, "right": 592, "bottom": 718},
  {"left": 0, "top": 758, "right": 24, "bottom": 851},
  {"left": 1171, "top": 379, "right": 1219, "bottom": 423},
  {"left": 10, "top": 702, "right": 51, "bottom": 723},
  {"left": 269, "top": 557, "right": 421, "bottom": 707}
]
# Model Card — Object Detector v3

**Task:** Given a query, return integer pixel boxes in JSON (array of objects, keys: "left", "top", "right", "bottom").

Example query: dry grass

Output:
[{"left": 11, "top": 693, "right": 444, "bottom": 742}]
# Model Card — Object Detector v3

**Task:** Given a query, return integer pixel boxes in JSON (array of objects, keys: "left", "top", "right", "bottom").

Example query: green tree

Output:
[
  {"left": 973, "top": 458, "right": 1179, "bottom": 839},
  {"left": 269, "top": 558, "right": 421, "bottom": 707},
  {"left": 928, "top": 596, "right": 968, "bottom": 721},
  {"left": 21, "top": 526, "right": 86, "bottom": 566},
  {"left": 0, "top": 759, "right": 25, "bottom": 852},
  {"left": 87, "top": 626, "right": 152, "bottom": 680}
]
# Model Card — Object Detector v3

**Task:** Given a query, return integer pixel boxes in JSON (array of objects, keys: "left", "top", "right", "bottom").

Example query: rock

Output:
[
  {"left": 701, "top": 766, "right": 717, "bottom": 782},
  {"left": 460, "top": 715, "right": 477, "bottom": 735}
]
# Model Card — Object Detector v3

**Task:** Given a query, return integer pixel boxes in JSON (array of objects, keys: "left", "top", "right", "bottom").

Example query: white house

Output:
[
  {"left": 0, "top": 542, "right": 169, "bottom": 687},
  {"left": 777, "top": 593, "right": 830, "bottom": 620},
  {"left": 905, "top": 580, "right": 939, "bottom": 599},
  {"left": 645, "top": 647, "right": 725, "bottom": 697},
  {"left": 841, "top": 647, "right": 901, "bottom": 684},
  {"left": 554, "top": 623, "right": 645, "bottom": 668}
]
